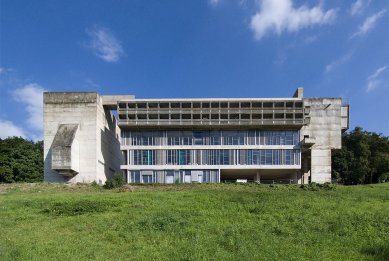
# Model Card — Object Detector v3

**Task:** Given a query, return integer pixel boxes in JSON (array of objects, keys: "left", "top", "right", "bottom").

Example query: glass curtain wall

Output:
[
  {"left": 121, "top": 130, "right": 299, "bottom": 146},
  {"left": 128, "top": 149, "right": 300, "bottom": 166}
]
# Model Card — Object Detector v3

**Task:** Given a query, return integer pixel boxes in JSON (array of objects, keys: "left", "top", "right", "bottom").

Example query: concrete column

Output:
[
  {"left": 310, "top": 148, "right": 331, "bottom": 183},
  {"left": 302, "top": 154, "right": 310, "bottom": 184},
  {"left": 254, "top": 171, "right": 261, "bottom": 183}
]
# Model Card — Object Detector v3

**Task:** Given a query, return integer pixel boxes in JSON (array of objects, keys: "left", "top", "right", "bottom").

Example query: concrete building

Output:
[{"left": 43, "top": 88, "right": 349, "bottom": 184}]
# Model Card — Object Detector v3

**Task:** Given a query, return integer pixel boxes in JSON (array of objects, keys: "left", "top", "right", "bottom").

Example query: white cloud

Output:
[
  {"left": 0, "top": 67, "right": 13, "bottom": 76},
  {"left": 0, "top": 119, "right": 27, "bottom": 139},
  {"left": 86, "top": 26, "right": 124, "bottom": 63},
  {"left": 325, "top": 51, "right": 354, "bottom": 73},
  {"left": 250, "top": 0, "right": 336, "bottom": 40},
  {"left": 351, "top": 9, "right": 386, "bottom": 38},
  {"left": 350, "top": 0, "right": 369, "bottom": 16},
  {"left": 366, "top": 66, "right": 387, "bottom": 92},
  {"left": 209, "top": 0, "right": 221, "bottom": 7},
  {"left": 12, "top": 83, "right": 46, "bottom": 131}
]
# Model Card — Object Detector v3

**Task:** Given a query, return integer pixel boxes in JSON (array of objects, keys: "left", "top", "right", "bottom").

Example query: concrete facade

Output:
[
  {"left": 43, "top": 88, "right": 349, "bottom": 184},
  {"left": 44, "top": 92, "right": 133, "bottom": 184}
]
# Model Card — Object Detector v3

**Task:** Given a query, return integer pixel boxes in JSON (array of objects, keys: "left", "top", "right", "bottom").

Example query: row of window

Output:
[
  {"left": 123, "top": 149, "right": 301, "bottom": 166},
  {"left": 119, "top": 113, "right": 303, "bottom": 121},
  {"left": 119, "top": 101, "right": 303, "bottom": 109},
  {"left": 122, "top": 130, "right": 300, "bottom": 146},
  {"left": 127, "top": 170, "right": 219, "bottom": 184}
]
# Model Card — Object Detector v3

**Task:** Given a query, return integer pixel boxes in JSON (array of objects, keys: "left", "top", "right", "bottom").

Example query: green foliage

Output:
[
  {"left": 103, "top": 172, "right": 124, "bottom": 189},
  {"left": 0, "top": 183, "right": 388, "bottom": 260},
  {"left": 0, "top": 137, "right": 43, "bottom": 183},
  {"left": 333, "top": 127, "right": 389, "bottom": 184},
  {"left": 300, "top": 183, "right": 337, "bottom": 191}
]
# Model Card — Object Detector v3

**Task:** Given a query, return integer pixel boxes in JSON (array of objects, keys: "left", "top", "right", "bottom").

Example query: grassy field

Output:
[{"left": 0, "top": 183, "right": 388, "bottom": 260}]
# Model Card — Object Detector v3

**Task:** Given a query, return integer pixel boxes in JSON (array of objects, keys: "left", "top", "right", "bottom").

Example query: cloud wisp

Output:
[
  {"left": 366, "top": 66, "right": 387, "bottom": 92},
  {"left": 351, "top": 9, "right": 386, "bottom": 38},
  {"left": 350, "top": 0, "right": 370, "bottom": 16},
  {"left": 325, "top": 51, "right": 354, "bottom": 74},
  {"left": 86, "top": 26, "right": 124, "bottom": 63},
  {"left": 209, "top": 0, "right": 221, "bottom": 7},
  {"left": 12, "top": 83, "right": 46, "bottom": 132},
  {"left": 250, "top": 0, "right": 336, "bottom": 40}
]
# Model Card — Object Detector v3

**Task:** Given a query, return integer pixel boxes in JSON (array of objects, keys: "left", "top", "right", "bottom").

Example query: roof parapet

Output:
[{"left": 293, "top": 87, "right": 304, "bottom": 98}]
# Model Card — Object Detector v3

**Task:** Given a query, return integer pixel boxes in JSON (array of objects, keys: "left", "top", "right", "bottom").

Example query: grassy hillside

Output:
[{"left": 0, "top": 183, "right": 388, "bottom": 260}]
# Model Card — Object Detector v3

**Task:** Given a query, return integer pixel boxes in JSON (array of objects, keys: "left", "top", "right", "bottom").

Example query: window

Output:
[
  {"left": 265, "top": 150, "right": 272, "bottom": 165},
  {"left": 184, "top": 171, "right": 191, "bottom": 183},
  {"left": 194, "top": 131, "right": 204, "bottom": 145},
  {"left": 210, "top": 131, "right": 221, "bottom": 145},
  {"left": 128, "top": 130, "right": 300, "bottom": 146},
  {"left": 285, "top": 150, "right": 292, "bottom": 165},
  {"left": 253, "top": 150, "right": 260, "bottom": 165},
  {"left": 142, "top": 175, "right": 152, "bottom": 183},
  {"left": 165, "top": 171, "right": 174, "bottom": 184},
  {"left": 178, "top": 150, "right": 190, "bottom": 165},
  {"left": 142, "top": 150, "right": 154, "bottom": 165},
  {"left": 130, "top": 171, "right": 140, "bottom": 183}
]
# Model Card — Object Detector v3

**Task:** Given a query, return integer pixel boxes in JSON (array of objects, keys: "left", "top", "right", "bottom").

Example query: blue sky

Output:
[{"left": 0, "top": 0, "right": 388, "bottom": 140}]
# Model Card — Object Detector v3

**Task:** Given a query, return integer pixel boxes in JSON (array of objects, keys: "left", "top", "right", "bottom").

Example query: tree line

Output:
[
  {"left": 332, "top": 127, "right": 389, "bottom": 184},
  {"left": 0, "top": 137, "right": 43, "bottom": 182},
  {"left": 0, "top": 127, "right": 389, "bottom": 184}
]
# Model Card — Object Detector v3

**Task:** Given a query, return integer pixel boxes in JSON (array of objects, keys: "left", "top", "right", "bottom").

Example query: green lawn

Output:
[{"left": 0, "top": 183, "right": 388, "bottom": 260}]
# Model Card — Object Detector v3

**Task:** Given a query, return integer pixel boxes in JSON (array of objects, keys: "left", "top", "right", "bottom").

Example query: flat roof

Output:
[{"left": 119, "top": 97, "right": 302, "bottom": 102}]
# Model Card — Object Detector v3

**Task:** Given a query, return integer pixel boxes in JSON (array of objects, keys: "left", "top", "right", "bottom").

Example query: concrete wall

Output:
[
  {"left": 96, "top": 95, "right": 123, "bottom": 183},
  {"left": 44, "top": 92, "right": 122, "bottom": 184},
  {"left": 301, "top": 98, "right": 343, "bottom": 183}
]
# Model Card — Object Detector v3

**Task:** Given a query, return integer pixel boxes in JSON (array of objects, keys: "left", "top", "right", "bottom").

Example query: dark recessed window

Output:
[
  {"left": 230, "top": 102, "right": 239, "bottom": 108},
  {"left": 241, "top": 102, "right": 251, "bottom": 108},
  {"left": 252, "top": 114, "right": 261, "bottom": 119},
  {"left": 171, "top": 103, "right": 180, "bottom": 108},
  {"left": 241, "top": 114, "right": 250, "bottom": 119},
  {"left": 275, "top": 113, "right": 284, "bottom": 119},
  {"left": 263, "top": 114, "right": 273, "bottom": 119},
  {"left": 137, "top": 103, "right": 147, "bottom": 109}
]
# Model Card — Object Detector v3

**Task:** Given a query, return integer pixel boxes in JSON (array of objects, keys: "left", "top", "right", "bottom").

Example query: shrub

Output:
[
  {"left": 104, "top": 172, "right": 124, "bottom": 189},
  {"left": 299, "top": 183, "right": 337, "bottom": 191}
]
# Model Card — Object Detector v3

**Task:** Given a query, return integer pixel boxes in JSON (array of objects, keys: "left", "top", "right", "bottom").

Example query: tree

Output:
[
  {"left": 0, "top": 137, "right": 43, "bottom": 183},
  {"left": 332, "top": 127, "right": 389, "bottom": 184}
]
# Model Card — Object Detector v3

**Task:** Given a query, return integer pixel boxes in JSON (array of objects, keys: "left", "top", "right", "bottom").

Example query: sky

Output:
[{"left": 0, "top": 0, "right": 388, "bottom": 141}]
